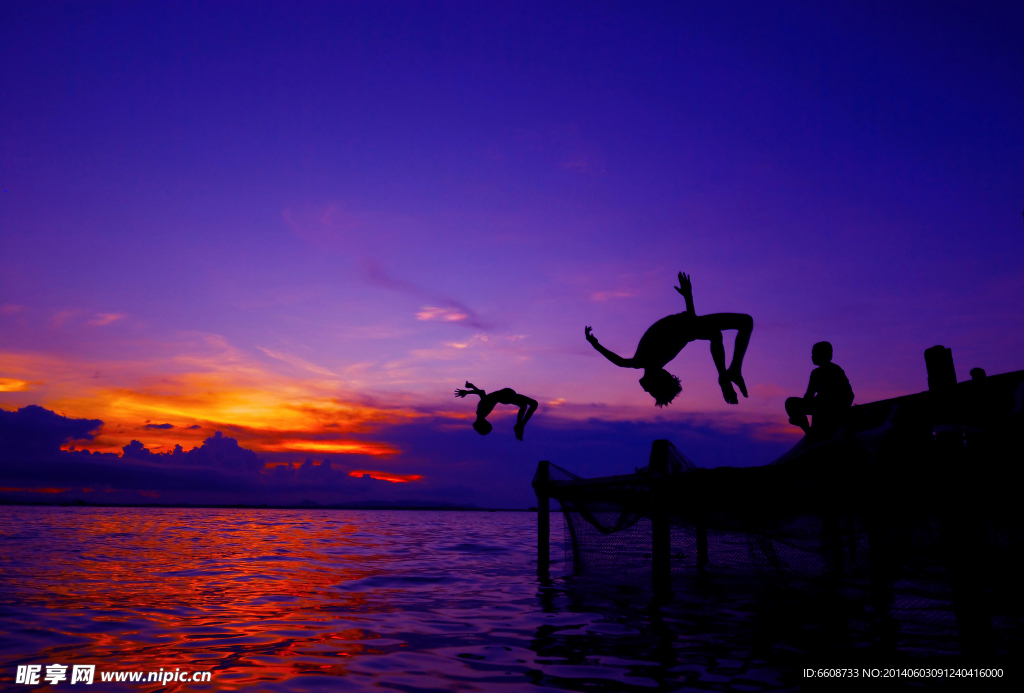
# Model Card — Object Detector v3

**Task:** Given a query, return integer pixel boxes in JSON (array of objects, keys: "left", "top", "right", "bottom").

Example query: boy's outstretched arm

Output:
[
  {"left": 585, "top": 326, "right": 635, "bottom": 368},
  {"left": 455, "top": 382, "right": 485, "bottom": 398},
  {"left": 674, "top": 272, "right": 695, "bottom": 314}
]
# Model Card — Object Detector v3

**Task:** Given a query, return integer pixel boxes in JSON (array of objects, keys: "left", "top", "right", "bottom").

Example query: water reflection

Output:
[{"left": 0, "top": 507, "right": 983, "bottom": 691}]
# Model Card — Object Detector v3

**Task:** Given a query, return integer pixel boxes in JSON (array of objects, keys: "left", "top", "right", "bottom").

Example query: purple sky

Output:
[{"left": 2, "top": 1, "right": 1022, "bottom": 507}]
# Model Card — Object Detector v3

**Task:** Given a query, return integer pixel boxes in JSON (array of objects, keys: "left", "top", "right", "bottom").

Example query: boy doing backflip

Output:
[
  {"left": 455, "top": 383, "right": 538, "bottom": 441},
  {"left": 585, "top": 272, "right": 753, "bottom": 406}
]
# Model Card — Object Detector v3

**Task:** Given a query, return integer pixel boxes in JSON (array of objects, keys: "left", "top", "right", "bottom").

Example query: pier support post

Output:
[
  {"left": 926, "top": 346, "right": 993, "bottom": 655},
  {"left": 924, "top": 345, "right": 956, "bottom": 391},
  {"left": 650, "top": 441, "right": 672, "bottom": 598},
  {"left": 822, "top": 513, "right": 844, "bottom": 582},
  {"left": 534, "top": 461, "right": 550, "bottom": 578},
  {"left": 695, "top": 520, "right": 708, "bottom": 571},
  {"left": 866, "top": 514, "right": 896, "bottom": 647}
]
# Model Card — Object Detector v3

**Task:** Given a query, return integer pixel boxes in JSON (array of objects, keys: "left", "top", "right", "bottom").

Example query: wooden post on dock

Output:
[
  {"left": 534, "top": 461, "right": 550, "bottom": 578},
  {"left": 650, "top": 440, "right": 671, "bottom": 597},
  {"left": 822, "top": 513, "right": 844, "bottom": 582},
  {"left": 924, "top": 345, "right": 956, "bottom": 391},
  {"left": 926, "top": 346, "right": 993, "bottom": 655},
  {"left": 695, "top": 519, "right": 708, "bottom": 571}
]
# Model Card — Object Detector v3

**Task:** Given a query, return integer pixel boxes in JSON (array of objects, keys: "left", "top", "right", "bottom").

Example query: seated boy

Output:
[{"left": 785, "top": 342, "right": 854, "bottom": 436}]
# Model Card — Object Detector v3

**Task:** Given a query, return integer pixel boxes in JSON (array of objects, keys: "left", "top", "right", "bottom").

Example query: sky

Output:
[{"left": 2, "top": 1, "right": 1023, "bottom": 508}]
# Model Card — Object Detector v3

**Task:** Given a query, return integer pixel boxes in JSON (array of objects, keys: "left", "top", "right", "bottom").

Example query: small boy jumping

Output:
[{"left": 455, "top": 382, "right": 538, "bottom": 441}]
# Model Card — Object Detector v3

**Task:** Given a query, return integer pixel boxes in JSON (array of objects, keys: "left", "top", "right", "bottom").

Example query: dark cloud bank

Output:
[{"left": 1, "top": 405, "right": 796, "bottom": 508}]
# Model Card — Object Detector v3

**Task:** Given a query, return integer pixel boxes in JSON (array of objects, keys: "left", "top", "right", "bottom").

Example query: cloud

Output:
[
  {"left": 0, "top": 401, "right": 800, "bottom": 508},
  {"left": 3, "top": 336, "right": 426, "bottom": 455},
  {"left": 349, "top": 470, "right": 423, "bottom": 483},
  {"left": 261, "top": 439, "right": 398, "bottom": 456},
  {"left": 590, "top": 290, "right": 635, "bottom": 301},
  {"left": 0, "top": 377, "right": 35, "bottom": 392},
  {"left": 122, "top": 432, "right": 263, "bottom": 472},
  {"left": 362, "top": 259, "right": 489, "bottom": 329},
  {"left": 89, "top": 313, "right": 126, "bottom": 326},
  {"left": 416, "top": 306, "right": 468, "bottom": 322},
  {"left": 281, "top": 203, "right": 490, "bottom": 330},
  {"left": 0, "top": 407, "right": 430, "bottom": 505},
  {"left": 0, "top": 405, "right": 102, "bottom": 460},
  {"left": 256, "top": 347, "right": 337, "bottom": 376}
]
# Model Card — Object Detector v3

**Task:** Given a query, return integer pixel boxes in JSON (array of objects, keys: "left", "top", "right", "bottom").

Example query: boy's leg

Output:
[
  {"left": 707, "top": 331, "right": 739, "bottom": 404},
  {"left": 785, "top": 397, "right": 811, "bottom": 434},
  {"left": 696, "top": 313, "right": 753, "bottom": 397},
  {"left": 514, "top": 399, "right": 538, "bottom": 440}
]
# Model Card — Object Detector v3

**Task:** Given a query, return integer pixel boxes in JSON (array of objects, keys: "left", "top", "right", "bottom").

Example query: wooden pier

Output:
[{"left": 533, "top": 348, "right": 1024, "bottom": 654}]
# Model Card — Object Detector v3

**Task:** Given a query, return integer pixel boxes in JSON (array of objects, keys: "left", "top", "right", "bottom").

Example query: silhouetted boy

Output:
[
  {"left": 785, "top": 341, "right": 854, "bottom": 436},
  {"left": 455, "top": 382, "right": 538, "bottom": 441},
  {"left": 586, "top": 272, "right": 753, "bottom": 406}
]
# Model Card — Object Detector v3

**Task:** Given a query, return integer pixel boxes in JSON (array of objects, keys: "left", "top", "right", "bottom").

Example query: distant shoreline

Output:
[{"left": 0, "top": 500, "right": 538, "bottom": 512}]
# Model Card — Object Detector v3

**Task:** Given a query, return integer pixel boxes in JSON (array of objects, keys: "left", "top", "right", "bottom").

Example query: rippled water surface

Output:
[{"left": 0, "top": 506, "right": 944, "bottom": 691}]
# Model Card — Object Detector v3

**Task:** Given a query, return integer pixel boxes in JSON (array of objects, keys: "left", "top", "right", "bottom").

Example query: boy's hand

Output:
[
  {"left": 674, "top": 272, "right": 692, "bottom": 297},
  {"left": 585, "top": 326, "right": 598, "bottom": 344}
]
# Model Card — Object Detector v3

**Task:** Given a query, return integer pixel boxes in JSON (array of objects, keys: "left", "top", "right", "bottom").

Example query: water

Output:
[{"left": 0, "top": 507, "right": 986, "bottom": 691}]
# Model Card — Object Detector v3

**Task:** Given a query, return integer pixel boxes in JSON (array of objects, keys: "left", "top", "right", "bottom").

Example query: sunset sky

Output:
[{"left": 2, "top": 1, "right": 1022, "bottom": 507}]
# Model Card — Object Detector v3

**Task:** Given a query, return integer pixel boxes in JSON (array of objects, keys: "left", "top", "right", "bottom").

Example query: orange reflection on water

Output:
[{"left": 1, "top": 508, "right": 401, "bottom": 690}]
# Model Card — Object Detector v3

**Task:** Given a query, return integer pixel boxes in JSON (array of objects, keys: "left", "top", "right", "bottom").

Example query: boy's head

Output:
[
  {"left": 639, "top": 368, "right": 682, "bottom": 407},
  {"left": 472, "top": 418, "right": 493, "bottom": 435},
  {"left": 811, "top": 341, "right": 833, "bottom": 366}
]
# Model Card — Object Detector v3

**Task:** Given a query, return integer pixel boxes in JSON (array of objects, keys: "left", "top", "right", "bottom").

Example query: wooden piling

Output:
[
  {"left": 822, "top": 513, "right": 844, "bottom": 581},
  {"left": 924, "top": 345, "right": 956, "bottom": 391},
  {"left": 695, "top": 520, "right": 708, "bottom": 570},
  {"left": 650, "top": 440, "right": 671, "bottom": 597},
  {"left": 926, "top": 345, "right": 993, "bottom": 654},
  {"left": 534, "top": 460, "right": 550, "bottom": 577}
]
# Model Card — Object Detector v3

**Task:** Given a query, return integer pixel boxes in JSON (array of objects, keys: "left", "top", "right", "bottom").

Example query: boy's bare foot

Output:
[
  {"left": 788, "top": 416, "right": 811, "bottom": 435},
  {"left": 514, "top": 423, "right": 525, "bottom": 441},
  {"left": 728, "top": 368, "right": 748, "bottom": 398},
  {"left": 719, "top": 374, "right": 739, "bottom": 405}
]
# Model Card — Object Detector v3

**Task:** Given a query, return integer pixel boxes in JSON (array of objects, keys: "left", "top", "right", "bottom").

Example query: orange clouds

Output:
[
  {"left": 262, "top": 440, "right": 398, "bottom": 456},
  {"left": 415, "top": 306, "right": 468, "bottom": 322},
  {"left": 0, "top": 336, "right": 426, "bottom": 458},
  {"left": 348, "top": 470, "right": 423, "bottom": 483},
  {"left": 0, "top": 377, "right": 34, "bottom": 392}
]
